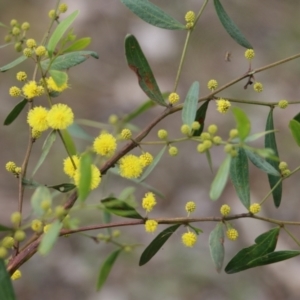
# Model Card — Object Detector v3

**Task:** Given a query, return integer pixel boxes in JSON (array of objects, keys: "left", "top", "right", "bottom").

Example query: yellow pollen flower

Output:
[
  {"left": 139, "top": 152, "right": 153, "bottom": 167},
  {"left": 220, "top": 204, "right": 231, "bottom": 216},
  {"left": 207, "top": 79, "right": 218, "bottom": 90},
  {"left": 16, "top": 71, "right": 27, "bottom": 81},
  {"left": 253, "top": 82, "right": 263, "bottom": 92},
  {"left": 22, "top": 81, "right": 42, "bottom": 99},
  {"left": 73, "top": 164, "right": 101, "bottom": 190},
  {"left": 93, "top": 132, "right": 117, "bottom": 157},
  {"left": 227, "top": 228, "right": 238, "bottom": 241},
  {"left": 182, "top": 232, "right": 197, "bottom": 247},
  {"left": 27, "top": 106, "right": 49, "bottom": 132},
  {"left": 119, "top": 155, "right": 143, "bottom": 178},
  {"left": 216, "top": 99, "right": 231, "bottom": 113},
  {"left": 168, "top": 92, "right": 180, "bottom": 104},
  {"left": 11, "top": 270, "right": 22, "bottom": 281},
  {"left": 63, "top": 155, "right": 80, "bottom": 177},
  {"left": 249, "top": 203, "right": 261, "bottom": 214},
  {"left": 145, "top": 220, "right": 158, "bottom": 233},
  {"left": 185, "top": 201, "right": 196, "bottom": 213},
  {"left": 142, "top": 192, "right": 157, "bottom": 212},
  {"left": 244, "top": 49, "right": 255, "bottom": 60},
  {"left": 47, "top": 103, "right": 74, "bottom": 130},
  {"left": 6, "top": 161, "right": 16, "bottom": 172}
]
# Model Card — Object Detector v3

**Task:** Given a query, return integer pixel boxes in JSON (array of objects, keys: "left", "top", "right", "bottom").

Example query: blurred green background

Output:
[{"left": 1, "top": 0, "right": 300, "bottom": 299}]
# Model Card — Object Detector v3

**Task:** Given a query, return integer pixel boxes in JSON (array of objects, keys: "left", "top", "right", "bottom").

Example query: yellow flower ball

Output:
[
  {"left": 46, "top": 76, "right": 68, "bottom": 93},
  {"left": 181, "top": 124, "right": 191, "bottom": 136},
  {"left": 119, "top": 155, "right": 143, "bottom": 179},
  {"left": 249, "top": 203, "right": 261, "bottom": 214},
  {"left": 168, "top": 146, "right": 178, "bottom": 156},
  {"left": 168, "top": 92, "right": 180, "bottom": 104},
  {"left": 11, "top": 269, "right": 22, "bottom": 281},
  {"left": 185, "top": 201, "right": 196, "bottom": 213},
  {"left": 244, "top": 49, "right": 255, "bottom": 60},
  {"left": 26, "top": 38, "right": 36, "bottom": 49},
  {"left": 74, "top": 164, "right": 101, "bottom": 190},
  {"left": 16, "top": 71, "right": 27, "bottom": 81},
  {"left": 253, "top": 82, "right": 263, "bottom": 92},
  {"left": 182, "top": 232, "right": 197, "bottom": 247},
  {"left": 93, "top": 132, "right": 117, "bottom": 157},
  {"left": 157, "top": 129, "right": 168, "bottom": 140},
  {"left": 59, "top": 3, "right": 68, "bottom": 13},
  {"left": 35, "top": 45, "right": 46, "bottom": 57},
  {"left": 216, "top": 99, "right": 231, "bottom": 113},
  {"left": 27, "top": 106, "right": 49, "bottom": 132},
  {"left": 220, "top": 204, "right": 231, "bottom": 216},
  {"left": 139, "top": 152, "right": 153, "bottom": 167},
  {"left": 185, "top": 11, "right": 195, "bottom": 23},
  {"left": 145, "top": 220, "right": 158, "bottom": 233},
  {"left": 47, "top": 104, "right": 74, "bottom": 130},
  {"left": 22, "top": 81, "right": 43, "bottom": 99},
  {"left": 63, "top": 155, "right": 80, "bottom": 178},
  {"left": 142, "top": 192, "right": 157, "bottom": 212},
  {"left": 278, "top": 100, "right": 288, "bottom": 109},
  {"left": 207, "top": 79, "right": 218, "bottom": 90},
  {"left": 5, "top": 161, "right": 16, "bottom": 172},
  {"left": 31, "top": 219, "right": 43, "bottom": 232},
  {"left": 226, "top": 228, "right": 238, "bottom": 241},
  {"left": 120, "top": 128, "right": 132, "bottom": 140}
]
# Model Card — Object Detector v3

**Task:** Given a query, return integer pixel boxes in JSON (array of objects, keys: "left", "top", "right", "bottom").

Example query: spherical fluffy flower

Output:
[
  {"left": 278, "top": 100, "right": 288, "bottom": 109},
  {"left": 16, "top": 71, "right": 27, "bottom": 81},
  {"left": 249, "top": 203, "right": 261, "bottom": 214},
  {"left": 185, "top": 201, "right": 196, "bottom": 213},
  {"left": 93, "top": 132, "right": 117, "bottom": 157},
  {"left": 31, "top": 219, "right": 43, "bottom": 232},
  {"left": 168, "top": 92, "right": 180, "bottom": 104},
  {"left": 47, "top": 104, "right": 74, "bottom": 130},
  {"left": 2, "top": 236, "right": 15, "bottom": 248},
  {"left": 158, "top": 129, "right": 168, "bottom": 139},
  {"left": 46, "top": 76, "right": 68, "bottom": 92},
  {"left": 9, "top": 86, "right": 21, "bottom": 97},
  {"left": 200, "top": 132, "right": 210, "bottom": 141},
  {"left": 244, "top": 49, "right": 255, "bottom": 60},
  {"left": 63, "top": 155, "right": 80, "bottom": 177},
  {"left": 142, "top": 192, "right": 157, "bottom": 212},
  {"left": 108, "top": 114, "right": 118, "bottom": 124},
  {"left": 203, "top": 140, "right": 212, "bottom": 149},
  {"left": 0, "top": 247, "right": 8, "bottom": 259},
  {"left": 226, "top": 228, "right": 238, "bottom": 241},
  {"left": 32, "top": 129, "right": 42, "bottom": 139},
  {"left": 27, "top": 106, "right": 49, "bottom": 132},
  {"left": 213, "top": 136, "right": 222, "bottom": 145},
  {"left": 35, "top": 45, "right": 46, "bottom": 57},
  {"left": 48, "top": 10, "right": 56, "bottom": 19},
  {"left": 14, "top": 167, "right": 22, "bottom": 175},
  {"left": 220, "top": 204, "right": 231, "bottom": 216},
  {"left": 191, "top": 121, "right": 200, "bottom": 131},
  {"left": 121, "top": 128, "right": 132, "bottom": 140},
  {"left": 26, "top": 38, "right": 36, "bottom": 49},
  {"left": 12, "top": 27, "right": 20, "bottom": 36},
  {"left": 5, "top": 161, "right": 16, "bottom": 172},
  {"left": 197, "top": 143, "right": 206, "bottom": 153},
  {"left": 185, "top": 11, "right": 195, "bottom": 22},
  {"left": 181, "top": 124, "right": 191, "bottom": 136},
  {"left": 21, "top": 22, "right": 30, "bottom": 31},
  {"left": 43, "top": 224, "right": 52, "bottom": 233},
  {"left": 145, "top": 220, "right": 158, "bottom": 233},
  {"left": 73, "top": 164, "right": 101, "bottom": 190},
  {"left": 11, "top": 270, "right": 22, "bottom": 281},
  {"left": 10, "top": 19, "right": 18, "bottom": 26},
  {"left": 182, "top": 232, "right": 197, "bottom": 247},
  {"left": 207, "top": 79, "right": 218, "bottom": 90},
  {"left": 59, "top": 3, "right": 68, "bottom": 13},
  {"left": 229, "top": 129, "right": 238, "bottom": 139},
  {"left": 186, "top": 22, "right": 194, "bottom": 29},
  {"left": 253, "top": 82, "right": 263, "bottom": 92},
  {"left": 216, "top": 98, "right": 231, "bottom": 113},
  {"left": 14, "top": 230, "right": 26, "bottom": 241},
  {"left": 168, "top": 146, "right": 178, "bottom": 156},
  {"left": 208, "top": 124, "right": 218, "bottom": 135},
  {"left": 278, "top": 161, "right": 288, "bottom": 170},
  {"left": 119, "top": 155, "right": 143, "bottom": 178},
  {"left": 14, "top": 42, "right": 22, "bottom": 52},
  {"left": 22, "top": 81, "right": 43, "bottom": 99},
  {"left": 23, "top": 48, "right": 32, "bottom": 57},
  {"left": 139, "top": 152, "right": 153, "bottom": 167},
  {"left": 11, "top": 212, "right": 21, "bottom": 225}
]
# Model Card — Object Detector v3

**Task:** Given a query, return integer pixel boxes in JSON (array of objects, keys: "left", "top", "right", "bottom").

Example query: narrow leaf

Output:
[
  {"left": 193, "top": 100, "right": 209, "bottom": 136},
  {"left": 293, "top": 112, "right": 300, "bottom": 123},
  {"left": 38, "top": 220, "right": 62, "bottom": 255},
  {"left": 209, "top": 222, "right": 225, "bottom": 272},
  {"left": 96, "top": 249, "right": 122, "bottom": 291},
  {"left": 245, "top": 130, "right": 276, "bottom": 143},
  {"left": 0, "top": 55, "right": 27, "bottom": 72},
  {"left": 4, "top": 99, "right": 27, "bottom": 125},
  {"left": 0, "top": 225, "right": 13, "bottom": 232},
  {"left": 265, "top": 109, "right": 282, "bottom": 207},
  {"left": 138, "top": 146, "right": 166, "bottom": 182},
  {"left": 42, "top": 50, "right": 98, "bottom": 70},
  {"left": 32, "top": 130, "right": 57, "bottom": 176},
  {"left": 0, "top": 42, "right": 13, "bottom": 49},
  {"left": 245, "top": 149, "right": 280, "bottom": 176},
  {"left": 0, "top": 259, "right": 16, "bottom": 300},
  {"left": 48, "top": 183, "right": 76, "bottom": 193},
  {"left": 125, "top": 34, "right": 167, "bottom": 106},
  {"left": 205, "top": 149, "right": 213, "bottom": 173},
  {"left": 210, "top": 155, "right": 231, "bottom": 200},
  {"left": 123, "top": 99, "right": 156, "bottom": 123},
  {"left": 101, "top": 197, "right": 143, "bottom": 219},
  {"left": 31, "top": 186, "right": 52, "bottom": 217},
  {"left": 22, "top": 178, "right": 41, "bottom": 188},
  {"left": 289, "top": 119, "right": 300, "bottom": 147},
  {"left": 182, "top": 81, "right": 200, "bottom": 126},
  {"left": 225, "top": 227, "right": 280, "bottom": 274},
  {"left": 60, "top": 129, "right": 77, "bottom": 156},
  {"left": 67, "top": 122, "right": 93, "bottom": 141},
  {"left": 213, "top": 0, "right": 253, "bottom": 49},
  {"left": 121, "top": 0, "right": 185, "bottom": 30},
  {"left": 230, "top": 148, "right": 250, "bottom": 209},
  {"left": 139, "top": 224, "right": 181, "bottom": 266},
  {"left": 47, "top": 10, "right": 79, "bottom": 57},
  {"left": 232, "top": 107, "right": 251, "bottom": 141},
  {"left": 63, "top": 37, "right": 91, "bottom": 53},
  {"left": 188, "top": 224, "right": 203, "bottom": 235},
  {"left": 78, "top": 153, "right": 92, "bottom": 201}
]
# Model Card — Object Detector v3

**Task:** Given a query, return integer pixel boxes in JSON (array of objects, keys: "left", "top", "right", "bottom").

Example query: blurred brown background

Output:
[{"left": 1, "top": 0, "right": 300, "bottom": 299}]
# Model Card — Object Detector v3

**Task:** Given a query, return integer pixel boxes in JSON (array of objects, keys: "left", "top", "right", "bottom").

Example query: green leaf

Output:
[
  {"left": 232, "top": 107, "right": 251, "bottom": 141},
  {"left": 125, "top": 34, "right": 167, "bottom": 106},
  {"left": 139, "top": 224, "right": 181, "bottom": 266},
  {"left": 0, "top": 259, "right": 16, "bottom": 300},
  {"left": 123, "top": 99, "right": 156, "bottom": 123},
  {"left": 205, "top": 149, "right": 213, "bottom": 173},
  {"left": 31, "top": 186, "right": 52, "bottom": 217},
  {"left": 289, "top": 119, "right": 300, "bottom": 147},
  {"left": 0, "top": 224, "right": 13, "bottom": 232},
  {"left": 138, "top": 146, "right": 166, "bottom": 182},
  {"left": 193, "top": 100, "right": 210, "bottom": 136},
  {"left": 0, "top": 55, "right": 27, "bottom": 72},
  {"left": 230, "top": 148, "right": 250, "bottom": 209},
  {"left": 67, "top": 122, "right": 93, "bottom": 141},
  {"left": 213, "top": 0, "right": 253, "bottom": 49},
  {"left": 182, "top": 81, "right": 200, "bottom": 126},
  {"left": 96, "top": 249, "right": 122, "bottom": 291},
  {"left": 209, "top": 222, "right": 225, "bottom": 273},
  {"left": 41, "top": 50, "right": 99, "bottom": 70},
  {"left": 101, "top": 197, "right": 143, "bottom": 219},
  {"left": 47, "top": 10, "right": 79, "bottom": 57},
  {"left": 245, "top": 149, "right": 280, "bottom": 176},
  {"left": 63, "top": 37, "right": 91, "bottom": 53},
  {"left": 225, "top": 227, "right": 280, "bottom": 274},
  {"left": 78, "top": 153, "right": 92, "bottom": 201},
  {"left": 293, "top": 112, "right": 300, "bottom": 123},
  {"left": 265, "top": 109, "right": 282, "bottom": 207},
  {"left": 48, "top": 69, "right": 68, "bottom": 87},
  {"left": 22, "top": 178, "right": 41, "bottom": 188},
  {"left": 245, "top": 130, "right": 276, "bottom": 143},
  {"left": 0, "top": 22, "right": 7, "bottom": 27},
  {"left": 188, "top": 224, "right": 203, "bottom": 235},
  {"left": 210, "top": 155, "right": 231, "bottom": 200},
  {"left": 0, "top": 42, "right": 13, "bottom": 49},
  {"left": 38, "top": 220, "right": 62, "bottom": 255},
  {"left": 120, "top": 0, "right": 185, "bottom": 30},
  {"left": 32, "top": 130, "right": 57, "bottom": 176},
  {"left": 4, "top": 99, "right": 27, "bottom": 125},
  {"left": 60, "top": 129, "right": 77, "bottom": 156},
  {"left": 48, "top": 183, "right": 76, "bottom": 193}
]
